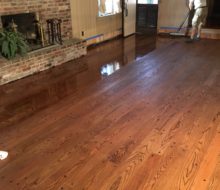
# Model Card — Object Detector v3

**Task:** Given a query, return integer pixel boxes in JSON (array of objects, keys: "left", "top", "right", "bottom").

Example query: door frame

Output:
[
  {"left": 136, "top": 0, "right": 159, "bottom": 31},
  {"left": 122, "top": 0, "right": 138, "bottom": 37},
  {"left": 122, "top": 0, "right": 160, "bottom": 36}
]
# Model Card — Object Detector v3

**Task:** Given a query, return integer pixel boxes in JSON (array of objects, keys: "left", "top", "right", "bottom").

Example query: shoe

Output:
[
  {"left": 0, "top": 151, "right": 8, "bottom": 160},
  {"left": 185, "top": 38, "right": 194, "bottom": 43},
  {"left": 194, "top": 37, "right": 201, "bottom": 41}
]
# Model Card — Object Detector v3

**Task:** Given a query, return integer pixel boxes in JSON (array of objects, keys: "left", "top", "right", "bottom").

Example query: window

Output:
[
  {"left": 98, "top": 0, "right": 122, "bottom": 17},
  {"left": 138, "top": 0, "right": 158, "bottom": 4}
]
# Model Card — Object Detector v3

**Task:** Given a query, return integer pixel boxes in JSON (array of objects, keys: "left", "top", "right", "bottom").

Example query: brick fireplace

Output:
[
  {"left": 0, "top": 0, "right": 87, "bottom": 85},
  {"left": 0, "top": 0, "right": 72, "bottom": 40}
]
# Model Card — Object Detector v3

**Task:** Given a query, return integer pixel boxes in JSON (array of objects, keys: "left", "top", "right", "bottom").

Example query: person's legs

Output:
[
  {"left": 192, "top": 9, "right": 202, "bottom": 39},
  {"left": 191, "top": 26, "right": 198, "bottom": 39},
  {"left": 188, "top": 9, "right": 199, "bottom": 41},
  {"left": 197, "top": 8, "right": 208, "bottom": 39},
  {"left": 197, "top": 22, "right": 203, "bottom": 38}
]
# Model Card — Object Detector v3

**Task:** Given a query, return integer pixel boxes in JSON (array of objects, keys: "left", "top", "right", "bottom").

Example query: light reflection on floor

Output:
[
  {"left": 100, "top": 62, "right": 121, "bottom": 76},
  {"left": 0, "top": 33, "right": 158, "bottom": 128},
  {"left": 0, "top": 151, "right": 8, "bottom": 160},
  {"left": 97, "top": 34, "right": 157, "bottom": 77}
]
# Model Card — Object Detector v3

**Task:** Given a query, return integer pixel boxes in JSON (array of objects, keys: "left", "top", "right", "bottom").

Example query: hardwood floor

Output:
[{"left": 0, "top": 35, "right": 220, "bottom": 190}]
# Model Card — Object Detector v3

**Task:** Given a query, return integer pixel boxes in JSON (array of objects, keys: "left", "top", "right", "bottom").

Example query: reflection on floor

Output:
[
  {"left": 1, "top": 36, "right": 220, "bottom": 190},
  {"left": 98, "top": 34, "right": 157, "bottom": 76},
  {"left": 0, "top": 34, "right": 158, "bottom": 128},
  {"left": 100, "top": 61, "right": 121, "bottom": 76}
]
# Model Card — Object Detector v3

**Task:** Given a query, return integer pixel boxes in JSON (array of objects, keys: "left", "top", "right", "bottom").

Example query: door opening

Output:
[
  {"left": 206, "top": 0, "right": 220, "bottom": 28},
  {"left": 136, "top": 0, "right": 159, "bottom": 34}
]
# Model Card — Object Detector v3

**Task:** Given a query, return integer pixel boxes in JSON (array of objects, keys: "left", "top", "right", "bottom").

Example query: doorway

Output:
[
  {"left": 136, "top": 0, "right": 158, "bottom": 34},
  {"left": 206, "top": 0, "right": 220, "bottom": 28}
]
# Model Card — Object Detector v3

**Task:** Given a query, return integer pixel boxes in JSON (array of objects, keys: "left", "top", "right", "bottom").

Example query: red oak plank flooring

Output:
[{"left": 0, "top": 35, "right": 220, "bottom": 190}]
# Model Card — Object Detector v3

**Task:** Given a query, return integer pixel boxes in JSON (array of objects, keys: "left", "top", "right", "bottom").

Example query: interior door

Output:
[
  {"left": 136, "top": 0, "right": 158, "bottom": 34},
  {"left": 123, "top": 0, "right": 137, "bottom": 37}
]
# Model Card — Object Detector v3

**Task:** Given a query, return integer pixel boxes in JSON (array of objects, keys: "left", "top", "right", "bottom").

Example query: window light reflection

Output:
[
  {"left": 0, "top": 151, "right": 8, "bottom": 160},
  {"left": 100, "top": 62, "right": 121, "bottom": 76}
]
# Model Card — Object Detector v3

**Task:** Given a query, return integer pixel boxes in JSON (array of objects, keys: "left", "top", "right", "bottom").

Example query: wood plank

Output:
[{"left": 0, "top": 37, "right": 220, "bottom": 190}]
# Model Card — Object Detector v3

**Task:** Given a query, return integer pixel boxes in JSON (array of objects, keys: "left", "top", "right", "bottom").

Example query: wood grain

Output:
[{"left": 0, "top": 36, "right": 219, "bottom": 190}]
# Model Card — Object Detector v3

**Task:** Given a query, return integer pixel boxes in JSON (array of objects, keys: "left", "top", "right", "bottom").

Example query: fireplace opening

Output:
[
  {"left": 1, "top": 13, "right": 63, "bottom": 51},
  {"left": 1, "top": 13, "right": 43, "bottom": 51}
]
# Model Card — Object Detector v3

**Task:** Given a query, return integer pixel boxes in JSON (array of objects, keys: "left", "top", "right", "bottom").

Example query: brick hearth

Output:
[{"left": 0, "top": 40, "right": 86, "bottom": 85}]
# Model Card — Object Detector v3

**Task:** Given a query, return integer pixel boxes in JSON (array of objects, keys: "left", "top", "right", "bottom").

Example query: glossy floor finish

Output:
[
  {"left": 0, "top": 35, "right": 220, "bottom": 190},
  {"left": 0, "top": 34, "right": 157, "bottom": 129}
]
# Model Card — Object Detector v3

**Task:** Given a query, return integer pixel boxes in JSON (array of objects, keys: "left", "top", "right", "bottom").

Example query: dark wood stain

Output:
[{"left": 0, "top": 35, "right": 220, "bottom": 190}]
